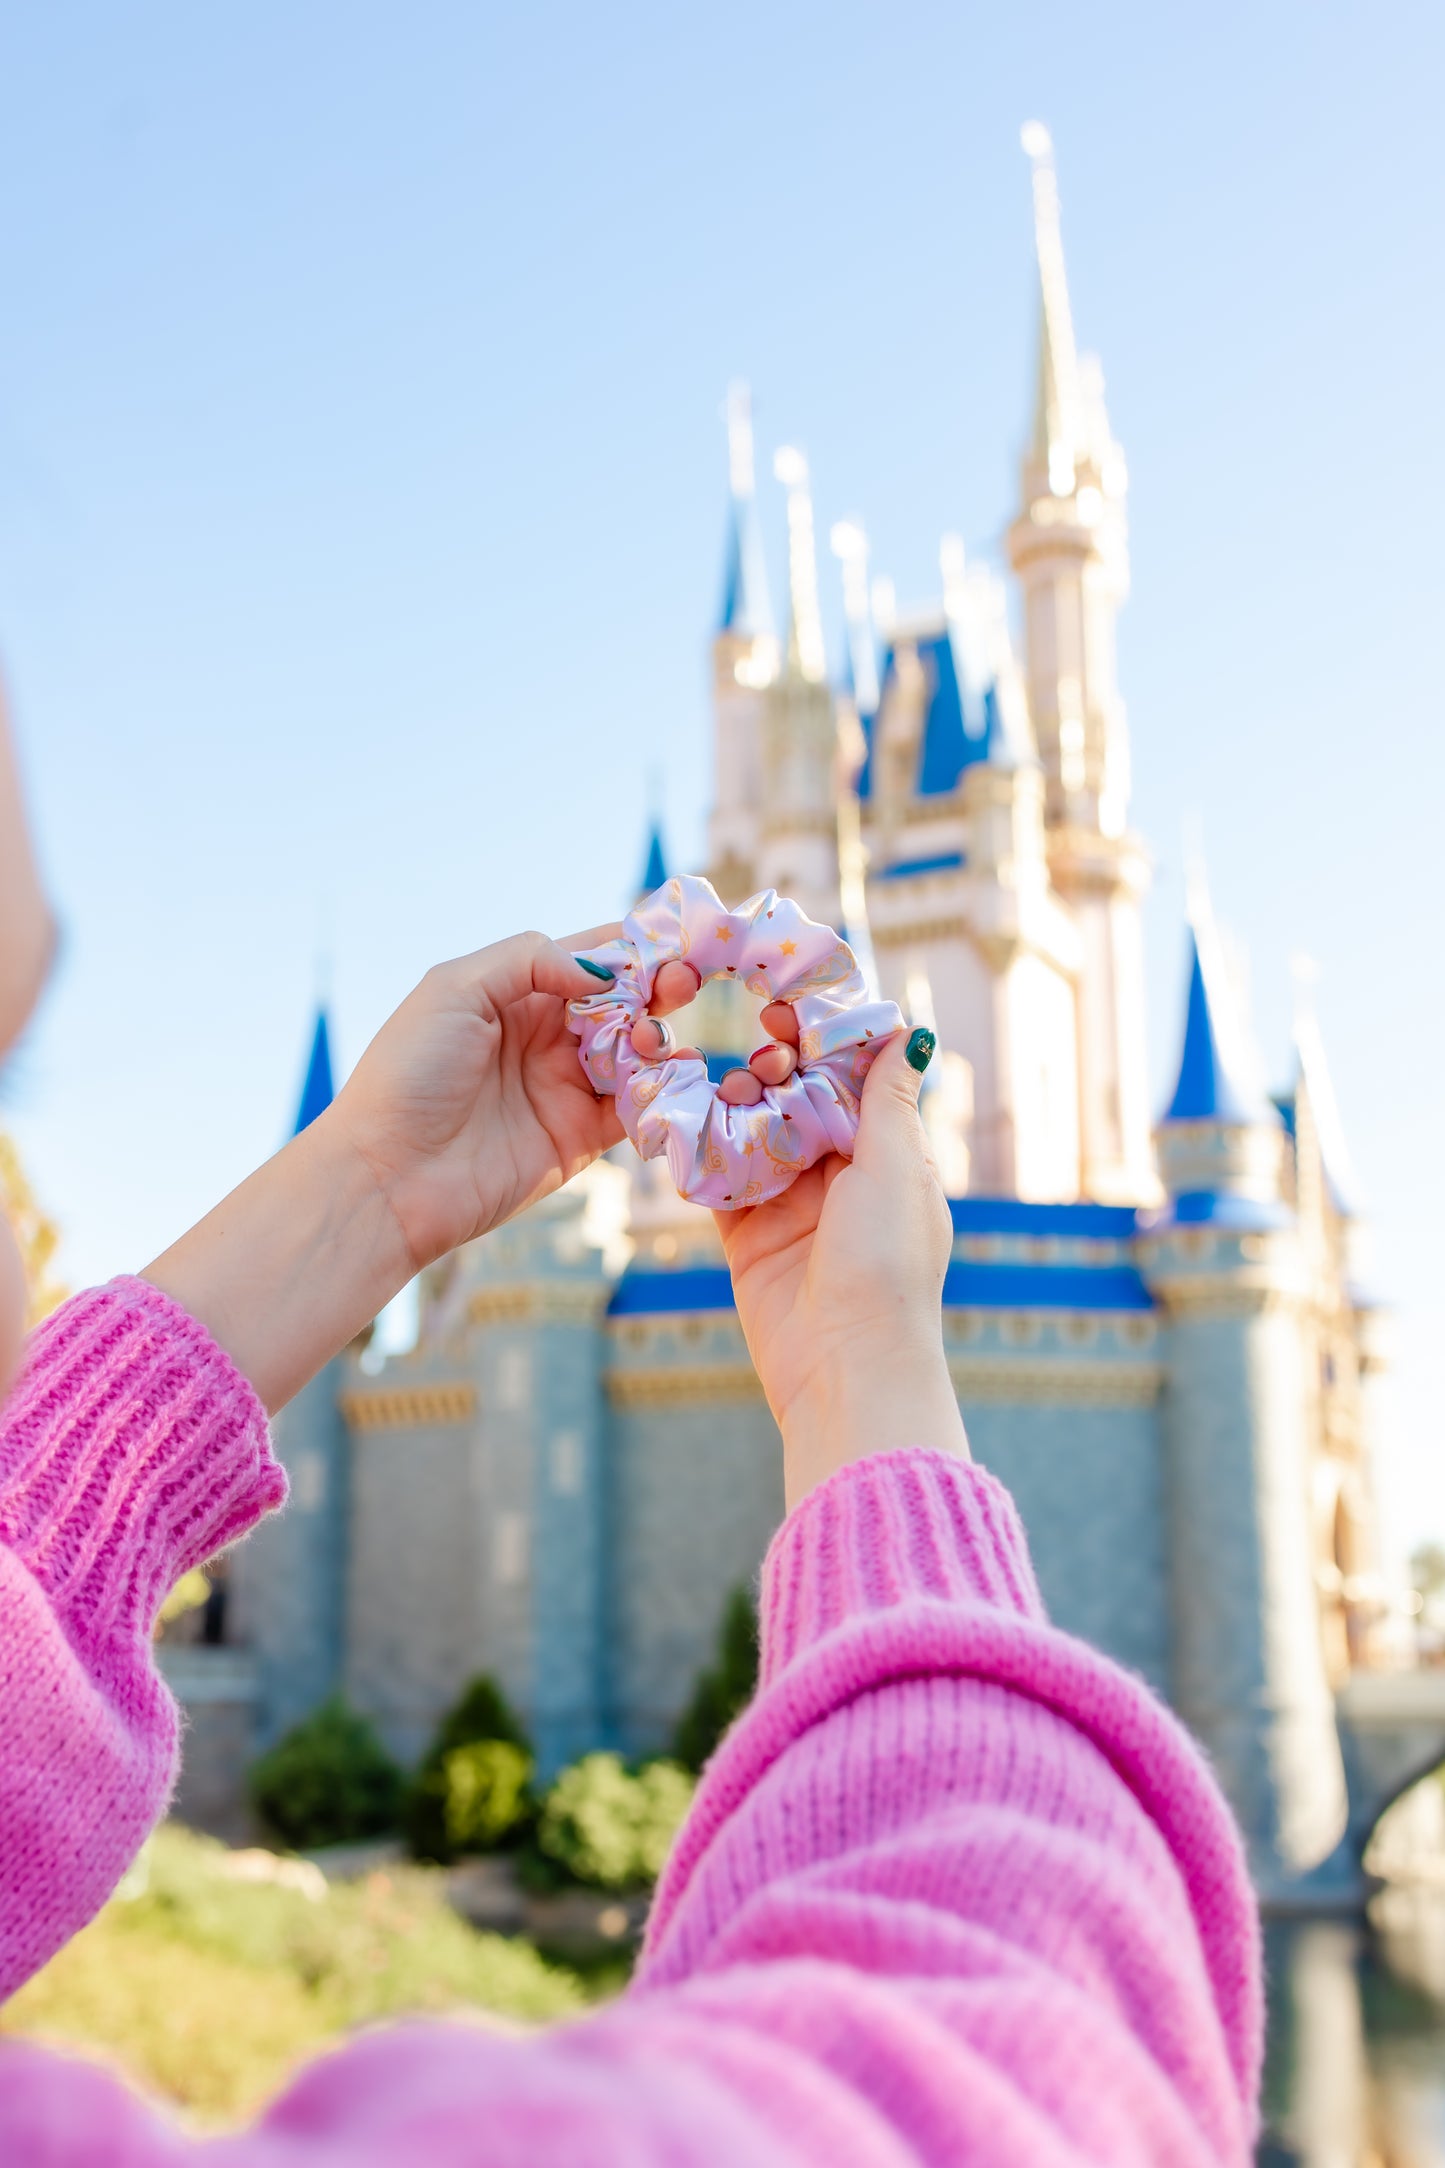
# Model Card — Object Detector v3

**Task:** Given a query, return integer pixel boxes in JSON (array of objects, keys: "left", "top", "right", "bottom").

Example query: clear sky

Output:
[{"left": 1, "top": 3, "right": 1440, "bottom": 1548}]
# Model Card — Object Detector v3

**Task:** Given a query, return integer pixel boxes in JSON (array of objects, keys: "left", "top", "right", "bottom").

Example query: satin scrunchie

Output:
[{"left": 568, "top": 874, "right": 904, "bottom": 1208}]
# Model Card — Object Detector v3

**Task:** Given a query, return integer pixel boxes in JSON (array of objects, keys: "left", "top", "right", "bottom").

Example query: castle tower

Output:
[
  {"left": 1142, "top": 918, "right": 1348, "bottom": 1892},
  {"left": 1006, "top": 126, "right": 1155, "bottom": 1206},
  {"left": 753, "top": 446, "right": 842, "bottom": 929},
  {"left": 861, "top": 561, "right": 1081, "bottom": 1199},
  {"left": 1283, "top": 996, "right": 1390, "bottom": 1680},
  {"left": 635, "top": 815, "right": 668, "bottom": 903},
  {"left": 230, "top": 1003, "right": 352, "bottom": 1748},
  {"left": 707, "top": 383, "right": 779, "bottom": 905}
]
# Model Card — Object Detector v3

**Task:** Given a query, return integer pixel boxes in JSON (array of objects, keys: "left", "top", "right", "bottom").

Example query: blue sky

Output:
[{"left": 1, "top": 3, "right": 1441, "bottom": 1545}]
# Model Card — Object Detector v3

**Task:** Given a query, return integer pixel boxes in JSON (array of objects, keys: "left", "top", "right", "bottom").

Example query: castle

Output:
[{"left": 163, "top": 128, "right": 1434, "bottom": 1903}]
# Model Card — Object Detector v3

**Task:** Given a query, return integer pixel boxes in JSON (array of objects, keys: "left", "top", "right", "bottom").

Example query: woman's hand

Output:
[
  {"left": 714, "top": 1028, "right": 969, "bottom": 1510},
  {"left": 146, "top": 922, "right": 698, "bottom": 1413},
  {"left": 326, "top": 927, "right": 628, "bottom": 1274}
]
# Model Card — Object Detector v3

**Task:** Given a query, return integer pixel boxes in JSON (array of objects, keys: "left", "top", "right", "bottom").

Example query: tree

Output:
[
  {"left": 405, "top": 1674, "right": 534, "bottom": 1862},
  {"left": 536, "top": 1754, "right": 694, "bottom": 1890},
  {"left": 672, "top": 1585, "right": 758, "bottom": 1773},
  {"left": 249, "top": 1696, "right": 404, "bottom": 1850}
]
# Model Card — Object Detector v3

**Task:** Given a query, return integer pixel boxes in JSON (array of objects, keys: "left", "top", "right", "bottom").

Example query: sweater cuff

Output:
[
  {"left": 758, "top": 1448, "right": 1046, "bottom": 1689},
  {"left": 0, "top": 1276, "right": 286, "bottom": 1652}
]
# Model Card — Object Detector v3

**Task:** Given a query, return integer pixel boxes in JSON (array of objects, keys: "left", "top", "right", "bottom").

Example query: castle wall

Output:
[
  {"left": 959, "top": 1398, "right": 1169, "bottom": 1692},
  {"left": 606, "top": 1392, "right": 784, "bottom": 1756},
  {"left": 230, "top": 1354, "right": 350, "bottom": 1752},
  {"left": 343, "top": 1391, "right": 486, "bottom": 1768},
  {"left": 1156, "top": 1297, "right": 1348, "bottom": 1885}
]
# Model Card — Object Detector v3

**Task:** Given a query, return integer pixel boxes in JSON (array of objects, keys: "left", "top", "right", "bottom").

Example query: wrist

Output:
[
  {"left": 777, "top": 1336, "right": 968, "bottom": 1513},
  {"left": 144, "top": 1109, "right": 415, "bottom": 1414}
]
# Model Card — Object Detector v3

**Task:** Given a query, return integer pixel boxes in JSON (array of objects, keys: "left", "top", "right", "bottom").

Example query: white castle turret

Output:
[
  {"left": 708, "top": 383, "right": 779, "bottom": 907},
  {"left": 1007, "top": 124, "right": 1155, "bottom": 1206},
  {"left": 755, "top": 446, "right": 842, "bottom": 931}
]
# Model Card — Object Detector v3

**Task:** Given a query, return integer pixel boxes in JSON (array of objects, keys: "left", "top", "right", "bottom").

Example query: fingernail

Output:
[
  {"left": 575, "top": 956, "right": 616, "bottom": 982},
  {"left": 905, "top": 1027, "right": 936, "bottom": 1074}
]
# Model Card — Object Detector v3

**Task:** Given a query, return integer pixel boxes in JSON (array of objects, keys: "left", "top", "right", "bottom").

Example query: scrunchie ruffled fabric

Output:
[{"left": 568, "top": 874, "right": 904, "bottom": 1207}]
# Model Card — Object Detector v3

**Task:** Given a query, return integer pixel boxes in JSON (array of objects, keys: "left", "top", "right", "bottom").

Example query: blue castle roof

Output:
[
  {"left": 717, "top": 493, "right": 774, "bottom": 643},
  {"left": 857, "top": 627, "right": 1000, "bottom": 802},
  {"left": 294, "top": 1008, "right": 335, "bottom": 1136},
  {"left": 639, "top": 819, "right": 668, "bottom": 896},
  {"left": 1162, "top": 929, "right": 1261, "bottom": 1126},
  {"left": 608, "top": 1200, "right": 1159, "bottom": 1319}
]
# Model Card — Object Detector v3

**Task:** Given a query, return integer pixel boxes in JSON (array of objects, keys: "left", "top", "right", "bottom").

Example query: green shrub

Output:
[
  {"left": 536, "top": 1753, "right": 694, "bottom": 1892},
  {"left": 672, "top": 1585, "right": 758, "bottom": 1772},
  {"left": 443, "top": 1739, "right": 534, "bottom": 1852},
  {"left": 249, "top": 1696, "right": 403, "bottom": 1850},
  {"left": 0, "top": 1823, "right": 588, "bottom": 2124},
  {"left": 406, "top": 1674, "right": 534, "bottom": 1862}
]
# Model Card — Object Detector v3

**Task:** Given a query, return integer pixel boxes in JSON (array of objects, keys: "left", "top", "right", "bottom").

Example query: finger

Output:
[
  {"left": 759, "top": 1001, "right": 799, "bottom": 1049},
  {"left": 717, "top": 1067, "right": 764, "bottom": 1107},
  {"left": 671, "top": 1045, "right": 705, "bottom": 1063},
  {"left": 630, "top": 1016, "right": 675, "bottom": 1061},
  {"left": 558, "top": 920, "right": 624, "bottom": 953},
  {"left": 850, "top": 1027, "right": 935, "bottom": 1174},
  {"left": 649, "top": 960, "right": 701, "bottom": 1016},
  {"left": 749, "top": 1042, "right": 797, "bottom": 1086},
  {"left": 440, "top": 930, "right": 624, "bottom": 1015}
]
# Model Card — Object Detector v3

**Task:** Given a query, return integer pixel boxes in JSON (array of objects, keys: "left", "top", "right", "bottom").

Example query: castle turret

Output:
[
  {"left": 1142, "top": 917, "right": 1348, "bottom": 1893},
  {"left": 231, "top": 1002, "right": 351, "bottom": 1748},
  {"left": 294, "top": 1006, "right": 335, "bottom": 1135},
  {"left": 708, "top": 383, "right": 778, "bottom": 905},
  {"left": 752, "top": 446, "right": 842, "bottom": 929},
  {"left": 1006, "top": 126, "right": 1154, "bottom": 1206},
  {"left": 862, "top": 559, "right": 1081, "bottom": 1199},
  {"left": 636, "top": 816, "right": 668, "bottom": 903}
]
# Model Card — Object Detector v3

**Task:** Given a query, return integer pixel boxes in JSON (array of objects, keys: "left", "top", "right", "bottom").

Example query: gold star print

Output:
[
  {"left": 779, "top": 939, "right": 797, "bottom": 957},
  {"left": 716, "top": 924, "right": 733, "bottom": 942}
]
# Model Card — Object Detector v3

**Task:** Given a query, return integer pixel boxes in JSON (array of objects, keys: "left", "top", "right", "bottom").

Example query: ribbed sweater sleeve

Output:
[
  {"left": 0, "top": 1277, "right": 284, "bottom": 2000},
  {"left": 0, "top": 1424, "right": 1262, "bottom": 2166}
]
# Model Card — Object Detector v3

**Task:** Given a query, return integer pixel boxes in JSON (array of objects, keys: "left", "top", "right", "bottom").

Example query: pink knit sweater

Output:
[{"left": 0, "top": 1278, "right": 1261, "bottom": 2163}]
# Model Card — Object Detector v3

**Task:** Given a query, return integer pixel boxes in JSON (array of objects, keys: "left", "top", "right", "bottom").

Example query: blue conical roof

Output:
[
  {"left": 1163, "top": 930, "right": 1259, "bottom": 1125},
  {"left": 859, "top": 627, "right": 990, "bottom": 802},
  {"left": 640, "top": 819, "right": 668, "bottom": 896},
  {"left": 294, "top": 1008, "right": 335, "bottom": 1136},
  {"left": 717, "top": 493, "right": 774, "bottom": 642}
]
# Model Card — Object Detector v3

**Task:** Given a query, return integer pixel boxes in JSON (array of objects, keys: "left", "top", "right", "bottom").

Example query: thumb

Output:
[{"left": 850, "top": 1026, "right": 936, "bottom": 1173}]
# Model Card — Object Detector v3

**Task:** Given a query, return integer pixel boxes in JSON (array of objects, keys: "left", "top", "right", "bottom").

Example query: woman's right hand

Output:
[{"left": 713, "top": 1028, "right": 968, "bottom": 1510}]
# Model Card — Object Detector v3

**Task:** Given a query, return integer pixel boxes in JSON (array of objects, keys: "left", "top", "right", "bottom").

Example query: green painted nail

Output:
[
  {"left": 906, "top": 1027, "right": 936, "bottom": 1074},
  {"left": 575, "top": 956, "right": 616, "bottom": 982}
]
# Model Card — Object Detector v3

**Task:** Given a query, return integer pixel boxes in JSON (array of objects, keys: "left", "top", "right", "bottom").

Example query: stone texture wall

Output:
[
  {"left": 960, "top": 1397, "right": 1169, "bottom": 1692},
  {"left": 230, "top": 1355, "right": 350, "bottom": 1752},
  {"left": 606, "top": 1395, "right": 785, "bottom": 1756},
  {"left": 1159, "top": 1301, "right": 1347, "bottom": 1887}
]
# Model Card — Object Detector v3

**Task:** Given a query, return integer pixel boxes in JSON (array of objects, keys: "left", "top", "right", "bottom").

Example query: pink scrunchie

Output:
[{"left": 568, "top": 874, "right": 904, "bottom": 1208}]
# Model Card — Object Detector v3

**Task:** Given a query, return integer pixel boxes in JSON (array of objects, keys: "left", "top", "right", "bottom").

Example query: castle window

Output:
[
  {"left": 497, "top": 1346, "right": 531, "bottom": 1410},
  {"left": 291, "top": 1450, "right": 326, "bottom": 1513},
  {"left": 494, "top": 1512, "right": 530, "bottom": 1587},
  {"left": 550, "top": 1430, "right": 584, "bottom": 1497}
]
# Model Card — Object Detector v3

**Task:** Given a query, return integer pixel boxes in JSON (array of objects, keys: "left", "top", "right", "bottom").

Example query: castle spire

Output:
[
  {"left": 1291, "top": 966, "right": 1362, "bottom": 1218},
  {"left": 830, "top": 518, "right": 879, "bottom": 714},
  {"left": 637, "top": 815, "right": 668, "bottom": 900},
  {"left": 294, "top": 1007, "right": 335, "bottom": 1136},
  {"left": 1021, "top": 121, "right": 1082, "bottom": 498},
  {"left": 717, "top": 383, "right": 775, "bottom": 642},
  {"left": 773, "top": 446, "right": 828, "bottom": 685},
  {"left": 1164, "top": 923, "right": 1262, "bottom": 1127}
]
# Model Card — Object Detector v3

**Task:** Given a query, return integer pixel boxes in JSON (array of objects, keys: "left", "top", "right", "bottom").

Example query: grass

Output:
[{"left": 0, "top": 1824, "right": 597, "bottom": 2126}]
